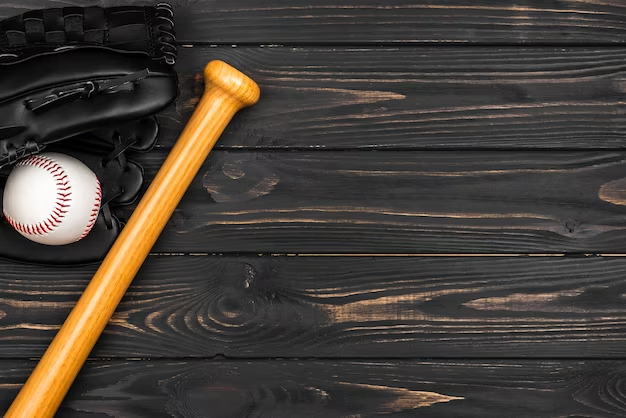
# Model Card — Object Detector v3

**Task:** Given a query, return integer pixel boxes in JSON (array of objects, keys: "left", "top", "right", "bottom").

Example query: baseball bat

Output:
[{"left": 5, "top": 60, "right": 260, "bottom": 418}]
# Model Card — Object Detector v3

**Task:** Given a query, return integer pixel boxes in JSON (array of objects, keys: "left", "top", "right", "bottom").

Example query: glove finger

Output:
[{"left": 0, "top": 52, "right": 177, "bottom": 169}]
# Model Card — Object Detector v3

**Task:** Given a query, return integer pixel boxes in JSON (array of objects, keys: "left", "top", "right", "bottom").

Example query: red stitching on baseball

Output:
[
  {"left": 4, "top": 155, "right": 102, "bottom": 240},
  {"left": 81, "top": 178, "right": 102, "bottom": 239},
  {"left": 3, "top": 155, "right": 74, "bottom": 237}
]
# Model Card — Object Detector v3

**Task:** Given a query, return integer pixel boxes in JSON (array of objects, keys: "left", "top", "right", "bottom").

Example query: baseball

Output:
[{"left": 3, "top": 152, "right": 102, "bottom": 246}]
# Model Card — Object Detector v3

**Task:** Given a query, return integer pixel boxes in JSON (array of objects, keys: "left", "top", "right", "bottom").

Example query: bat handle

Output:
[{"left": 5, "top": 60, "right": 260, "bottom": 418}]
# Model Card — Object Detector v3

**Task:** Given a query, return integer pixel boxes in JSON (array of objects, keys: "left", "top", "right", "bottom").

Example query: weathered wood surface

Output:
[
  {"left": 1, "top": 1, "right": 623, "bottom": 416},
  {"left": 2, "top": 1, "right": 626, "bottom": 45},
  {"left": 2, "top": 256, "right": 626, "bottom": 358},
  {"left": 1, "top": 359, "right": 626, "bottom": 417},
  {"left": 95, "top": 150, "right": 626, "bottom": 254},
  {"left": 155, "top": 46, "right": 626, "bottom": 150}
]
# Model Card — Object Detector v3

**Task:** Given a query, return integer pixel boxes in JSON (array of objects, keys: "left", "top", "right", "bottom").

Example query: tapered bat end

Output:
[{"left": 204, "top": 60, "right": 260, "bottom": 108}]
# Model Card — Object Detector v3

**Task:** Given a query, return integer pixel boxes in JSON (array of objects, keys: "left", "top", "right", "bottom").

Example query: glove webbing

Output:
[
  {"left": 0, "top": 4, "right": 177, "bottom": 64},
  {"left": 5, "top": 7, "right": 108, "bottom": 47}
]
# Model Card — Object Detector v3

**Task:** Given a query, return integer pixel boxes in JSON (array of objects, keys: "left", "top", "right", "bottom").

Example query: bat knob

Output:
[{"left": 204, "top": 60, "right": 260, "bottom": 109}]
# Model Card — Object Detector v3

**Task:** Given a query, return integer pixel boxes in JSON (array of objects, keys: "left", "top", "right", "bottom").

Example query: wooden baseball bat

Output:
[{"left": 5, "top": 60, "right": 260, "bottom": 418}]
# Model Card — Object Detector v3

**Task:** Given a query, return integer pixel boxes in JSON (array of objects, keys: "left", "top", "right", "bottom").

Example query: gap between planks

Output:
[{"left": 149, "top": 252, "right": 616, "bottom": 257}]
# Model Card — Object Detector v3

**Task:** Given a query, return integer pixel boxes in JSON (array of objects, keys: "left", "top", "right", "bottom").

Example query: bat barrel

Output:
[{"left": 5, "top": 60, "right": 259, "bottom": 418}]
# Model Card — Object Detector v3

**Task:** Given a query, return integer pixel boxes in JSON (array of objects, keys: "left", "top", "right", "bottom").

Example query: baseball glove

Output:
[{"left": 0, "top": 3, "right": 179, "bottom": 264}]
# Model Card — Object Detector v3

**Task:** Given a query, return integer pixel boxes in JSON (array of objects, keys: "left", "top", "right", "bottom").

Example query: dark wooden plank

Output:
[
  {"left": 7, "top": 150, "right": 626, "bottom": 254},
  {"left": 157, "top": 46, "right": 626, "bottom": 150},
  {"left": 2, "top": 1, "right": 626, "bottom": 45},
  {"left": 5, "top": 256, "right": 626, "bottom": 358},
  {"left": 110, "top": 150, "right": 626, "bottom": 254},
  {"left": 1, "top": 359, "right": 625, "bottom": 417},
  {"left": 2, "top": 38, "right": 626, "bottom": 150}
]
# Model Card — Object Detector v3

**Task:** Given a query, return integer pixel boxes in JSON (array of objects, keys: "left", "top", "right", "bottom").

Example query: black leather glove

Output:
[{"left": 0, "top": 4, "right": 180, "bottom": 264}]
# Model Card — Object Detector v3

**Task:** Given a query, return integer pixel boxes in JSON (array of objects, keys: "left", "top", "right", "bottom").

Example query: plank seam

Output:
[{"left": 176, "top": 42, "right": 626, "bottom": 48}]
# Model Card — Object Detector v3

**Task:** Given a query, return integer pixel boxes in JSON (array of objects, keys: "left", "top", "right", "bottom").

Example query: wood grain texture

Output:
[
  {"left": 2, "top": 359, "right": 626, "bottom": 417},
  {"left": 4, "top": 256, "right": 626, "bottom": 358},
  {"left": 101, "top": 150, "right": 626, "bottom": 254},
  {"left": 156, "top": 46, "right": 626, "bottom": 150},
  {"left": 2, "top": 0, "right": 626, "bottom": 45},
  {"left": 2, "top": 1, "right": 624, "bottom": 415}
]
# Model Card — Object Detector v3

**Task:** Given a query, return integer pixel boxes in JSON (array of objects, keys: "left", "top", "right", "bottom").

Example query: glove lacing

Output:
[
  {"left": 2, "top": 140, "right": 44, "bottom": 166},
  {"left": 100, "top": 131, "right": 139, "bottom": 230},
  {"left": 156, "top": 3, "right": 177, "bottom": 65}
]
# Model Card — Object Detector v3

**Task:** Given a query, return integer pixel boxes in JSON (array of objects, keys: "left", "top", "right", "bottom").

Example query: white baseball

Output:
[{"left": 3, "top": 152, "right": 102, "bottom": 246}]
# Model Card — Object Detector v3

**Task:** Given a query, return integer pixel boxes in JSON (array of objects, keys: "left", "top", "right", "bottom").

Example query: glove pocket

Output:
[
  {"left": 0, "top": 172, "right": 121, "bottom": 265},
  {"left": 0, "top": 211, "right": 121, "bottom": 265},
  {"left": 0, "top": 134, "right": 145, "bottom": 265}
]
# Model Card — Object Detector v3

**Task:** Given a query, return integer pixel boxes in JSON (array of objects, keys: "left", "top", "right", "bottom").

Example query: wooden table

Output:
[{"left": 1, "top": 1, "right": 626, "bottom": 416}]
